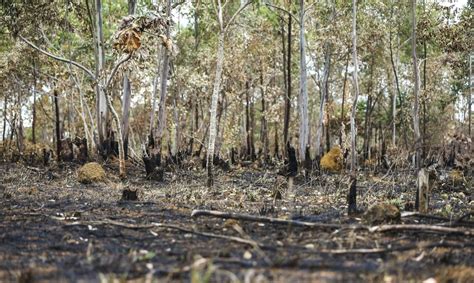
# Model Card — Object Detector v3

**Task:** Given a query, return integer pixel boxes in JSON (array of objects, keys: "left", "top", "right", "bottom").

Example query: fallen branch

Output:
[
  {"left": 60, "top": 218, "right": 266, "bottom": 248},
  {"left": 191, "top": 209, "right": 366, "bottom": 230},
  {"left": 317, "top": 241, "right": 474, "bottom": 255},
  {"left": 151, "top": 222, "right": 267, "bottom": 248},
  {"left": 369, "top": 224, "right": 474, "bottom": 236}
]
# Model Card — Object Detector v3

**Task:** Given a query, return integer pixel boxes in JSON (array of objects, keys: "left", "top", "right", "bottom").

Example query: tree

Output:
[
  {"left": 207, "top": 0, "right": 252, "bottom": 187},
  {"left": 348, "top": 0, "right": 360, "bottom": 215}
]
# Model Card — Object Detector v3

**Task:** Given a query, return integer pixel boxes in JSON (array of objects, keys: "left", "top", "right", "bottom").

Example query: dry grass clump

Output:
[
  {"left": 320, "top": 146, "right": 343, "bottom": 172},
  {"left": 77, "top": 162, "right": 106, "bottom": 184}
]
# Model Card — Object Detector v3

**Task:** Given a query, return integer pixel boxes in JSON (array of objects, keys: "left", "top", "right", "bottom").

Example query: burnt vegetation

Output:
[{"left": 0, "top": 0, "right": 473, "bottom": 282}]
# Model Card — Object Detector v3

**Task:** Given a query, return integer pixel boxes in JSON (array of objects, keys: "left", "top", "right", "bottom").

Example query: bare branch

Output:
[
  {"left": 105, "top": 53, "right": 133, "bottom": 89},
  {"left": 223, "top": 0, "right": 253, "bottom": 33},
  {"left": 265, "top": 3, "right": 300, "bottom": 25},
  {"left": 19, "top": 35, "right": 96, "bottom": 80}
]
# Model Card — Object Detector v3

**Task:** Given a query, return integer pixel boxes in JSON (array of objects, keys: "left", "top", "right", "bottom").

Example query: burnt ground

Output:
[{"left": 0, "top": 162, "right": 473, "bottom": 282}]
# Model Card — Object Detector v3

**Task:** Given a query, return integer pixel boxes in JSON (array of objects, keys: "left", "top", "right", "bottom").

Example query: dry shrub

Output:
[
  {"left": 363, "top": 203, "right": 401, "bottom": 225},
  {"left": 320, "top": 146, "right": 343, "bottom": 172},
  {"left": 77, "top": 162, "right": 106, "bottom": 184}
]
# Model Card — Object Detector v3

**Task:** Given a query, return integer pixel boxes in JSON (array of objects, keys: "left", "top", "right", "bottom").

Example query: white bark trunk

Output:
[
  {"left": 155, "top": 0, "right": 172, "bottom": 152},
  {"left": 298, "top": 0, "right": 309, "bottom": 162},
  {"left": 350, "top": 0, "right": 360, "bottom": 173},
  {"left": 412, "top": 0, "right": 421, "bottom": 170},
  {"left": 95, "top": 0, "right": 107, "bottom": 146},
  {"left": 207, "top": 32, "right": 225, "bottom": 187}
]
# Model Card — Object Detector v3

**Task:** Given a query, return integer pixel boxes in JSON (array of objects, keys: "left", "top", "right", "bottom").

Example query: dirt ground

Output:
[{"left": 0, "top": 162, "right": 473, "bottom": 282}]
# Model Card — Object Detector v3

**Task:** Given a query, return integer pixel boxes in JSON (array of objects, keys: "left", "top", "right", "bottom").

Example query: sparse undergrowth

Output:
[{"left": 0, "top": 162, "right": 473, "bottom": 282}]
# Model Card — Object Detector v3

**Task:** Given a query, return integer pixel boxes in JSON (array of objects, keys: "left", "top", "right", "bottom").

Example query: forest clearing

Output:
[{"left": 0, "top": 0, "right": 473, "bottom": 282}]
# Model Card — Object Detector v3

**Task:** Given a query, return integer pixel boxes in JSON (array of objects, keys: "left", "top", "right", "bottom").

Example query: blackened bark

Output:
[
  {"left": 287, "top": 142, "right": 298, "bottom": 177},
  {"left": 348, "top": 174, "right": 357, "bottom": 215}
]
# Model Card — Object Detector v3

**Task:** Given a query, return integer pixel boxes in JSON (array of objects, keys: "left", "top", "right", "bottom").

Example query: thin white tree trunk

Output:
[
  {"left": 412, "top": 0, "right": 421, "bottom": 170},
  {"left": 121, "top": 0, "right": 137, "bottom": 159},
  {"left": 149, "top": 46, "right": 162, "bottom": 136},
  {"left": 315, "top": 43, "right": 331, "bottom": 158},
  {"left": 350, "top": 1, "right": 360, "bottom": 173},
  {"left": 207, "top": 0, "right": 250, "bottom": 187},
  {"left": 298, "top": 0, "right": 309, "bottom": 162},
  {"left": 95, "top": 0, "right": 107, "bottom": 148},
  {"left": 207, "top": 32, "right": 225, "bottom": 187},
  {"left": 155, "top": 0, "right": 171, "bottom": 155},
  {"left": 348, "top": 0, "right": 360, "bottom": 215}
]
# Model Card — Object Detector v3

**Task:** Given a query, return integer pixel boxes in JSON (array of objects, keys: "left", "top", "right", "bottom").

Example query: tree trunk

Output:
[
  {"left": 32, "top": 58, "right": 37, "bottom": 144},
  {"left": 340, "top": 55, "right": 349, "bottom": 146},
  {"left": 154, "top": 0, "right": 172, "bottom": 163},
  {"left": 260, "top": 70, "right": 269, "bottom": 162},
  {"left": 121, "top": 74, "right": 132, "bottom": 159},
  {"left": 2, "top": 95, "right": 6, "bottom": 141},
  {"left": 94, "top": 0, "right": 108, "bottom": 154},
  {"left": 54, "top": 90, "right": 61, "bottom": 162},
  {"left": 412, "top": 0, "right": 421, "bottom": 170},
  {"left": 315, "top": 42, "right": 331, "bottom": 159},
  {"left": 280, "top": 17, "right": 287, "bottom": 157},
  {"left": 283, "top": 14, "right": 292, "bottom": 150},
  {"left": 207, "top": 31, "right": 225, "bottom": 187},
  {"left": 245, "top": 81, "right": 251, "bottom": 158},
  {"left": 121, "top": 0, "right": 137, "bottom": 160},
  {"left": 363, "top": 57, "right": 375, "bottom": 161},
  {"left": 389, "top": 32, "right": 401, "bottom": 147},
  {"left": 298, "top": 0, "right": 309, "bottom": 163},
  {"left": 469, "top": 54, "right": 472, "bottom": 138},
  {"left": 348, "top": 0, "right": 360, "bottom": 215}
]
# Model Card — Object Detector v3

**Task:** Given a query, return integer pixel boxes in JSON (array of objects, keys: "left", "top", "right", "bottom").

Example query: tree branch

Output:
[
  {"left": 265, "top": 3, "right": 300, "bottom": 25},
  {"left": 19, "top": 35, "right": 96, "bottom": 80},
  {"left": 224, "top": 0, "right": 253, "bottom": 33},
  {"left": 105, "top": 53, "right": 132, "bottom": 89}
]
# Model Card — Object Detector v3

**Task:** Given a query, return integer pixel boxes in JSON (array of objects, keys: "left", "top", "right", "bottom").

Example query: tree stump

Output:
[{"left": 416, "top": 168, "right": 430, "bottom": 213}]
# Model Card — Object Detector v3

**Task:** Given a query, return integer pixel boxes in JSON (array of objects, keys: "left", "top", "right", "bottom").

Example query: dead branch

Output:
[
  {"left": 369, "top": 224, "right": 474, "bottom": 236},
  {"left": 151, "top": 222, "right": 266, "bottom": 248},
  {"left": 317, "top": 241, "right": 474, "bottom": 255},
  {"left": 191, "top": 209, "right": 366, "bottom": 230},
  {"left": 59, "top": 218, "right": 266, "bottom": 248}
]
